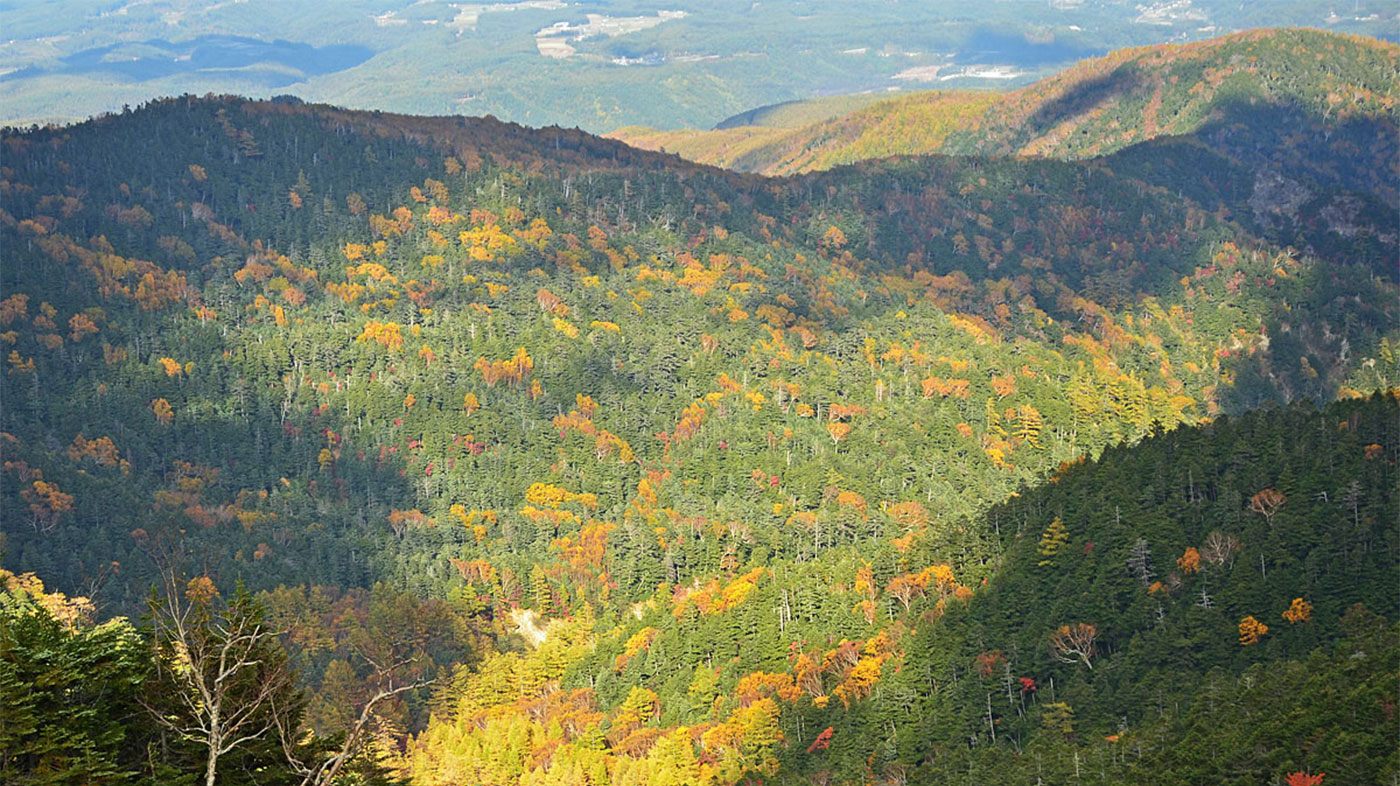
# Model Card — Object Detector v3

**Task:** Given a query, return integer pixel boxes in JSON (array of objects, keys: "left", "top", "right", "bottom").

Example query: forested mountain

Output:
[
  {"left": 613, "top": 29, "right": 1400, "bottom": 263},
  {"left": 0, "top": 31, "right": 1396, "bottom": 785},
  {"left": 616, "top": 29, "right": 1399, "bottom": 169}
]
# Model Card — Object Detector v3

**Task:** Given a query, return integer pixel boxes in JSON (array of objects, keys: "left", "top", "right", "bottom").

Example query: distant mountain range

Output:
[{"left": 2, "top": 1, "right": 1396, "bottom": 131}]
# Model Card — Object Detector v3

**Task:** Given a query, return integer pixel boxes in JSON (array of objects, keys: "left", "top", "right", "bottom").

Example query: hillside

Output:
[
  {"left": 713, "top": 93, "right": 896, "bottom": 131},
  {"left": 614, "top": 29, "right": 1400, "bottom": 274},
  {"left": 0, "top": 79, "right": 1396, "bottom": 786},
  {"left": 610, "top": 90, "right": 1000, "bottom": 174},
  {"left": 410, "top": 394, "right": 1397, "bottom": 785},
  {"left": 613, "top": 29, "right": 1400, "bottom": 172},
  {"left": 613, "top": 30, "right": 1399, "bottom": 249},
  {"left": 607, "top": 91, "right": 907, "bottom": 171}
]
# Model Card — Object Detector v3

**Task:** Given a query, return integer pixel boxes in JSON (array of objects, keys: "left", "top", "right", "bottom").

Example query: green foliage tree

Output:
[{"left": 0, "top": 570, "right": 146, "bottom": 786}]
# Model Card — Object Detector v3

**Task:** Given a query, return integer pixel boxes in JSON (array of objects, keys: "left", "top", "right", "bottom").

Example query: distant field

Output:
[{"left": 0, "top": 0, "right": 1395, "bottom": 131}]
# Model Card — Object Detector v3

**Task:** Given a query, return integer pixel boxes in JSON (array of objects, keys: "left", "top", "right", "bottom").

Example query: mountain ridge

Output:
[
  {"left": 610, "top": 28, "right": 1398, "bottom": 177},
  {"left": 612, "top": 28, "right": 1400, "bottom": 274}
]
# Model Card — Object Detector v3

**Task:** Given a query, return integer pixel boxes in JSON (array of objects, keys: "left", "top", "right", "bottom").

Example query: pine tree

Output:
[
  {"left": 530, "top": 565, "right": 555, "bottom": 616},
  {"left": 1037, "top": 518, "right": 1070, "bottom": 566}
]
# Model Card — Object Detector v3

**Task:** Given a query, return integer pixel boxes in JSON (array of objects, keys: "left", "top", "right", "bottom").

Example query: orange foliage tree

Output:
[
  {"left": 1249, "top": 488, "right": 1286, "bottom": 526},
  {"left": 1238, "top": 615, "right": 1269, "bottom": 645},
  {"left": 1176, "top": 546, "right": 1201, "bottom": 574},
  {"left": 1049, "top": 623, "right": 1097, "bottom": 669},
  {"left": 1282, "top": 597, "right": 1313, "bottom": 624},
  {"left": 23, "top": 479, "right": 74, "bottom": 532},
  {"left": 475, "top": 348, "right": 533, "bottom": 387}
]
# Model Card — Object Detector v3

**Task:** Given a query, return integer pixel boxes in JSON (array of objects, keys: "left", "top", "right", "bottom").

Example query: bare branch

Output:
[
  {"left": 1049, "top": 623, "right": 1098, "bottom": 670},
  {"left": 278, "top": 652, "right": 435, "bottom": 786},
  {"left": 143, "top": 565, "right": 296, "bottom": 786}
]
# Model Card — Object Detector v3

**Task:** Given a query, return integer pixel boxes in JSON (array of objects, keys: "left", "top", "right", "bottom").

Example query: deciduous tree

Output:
[
  {"left": 1049, "top": 623, "right": 1097, "bottom": 669},
  {"left": 145, "top": 572, "right": 301, "bottom": 786}
]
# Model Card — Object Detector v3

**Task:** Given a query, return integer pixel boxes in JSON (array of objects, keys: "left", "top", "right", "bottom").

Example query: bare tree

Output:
[
  {"left": 1248, "top": 488, "right": 1286, "bottom": 527},
  {"left": 1195, "top": 586, "right": 1215, "bottom": 609},
  {"left": 144, "top": 570, "right": 298, "bottom": 786},
  {"left": 1200, "top": 530, "right": 1241, "bottom": 569},
  {"left": 1049, "top": 623, "right": 1098, "bottom": 670},
  {"left": 1127, "top": 537, "right": 1154, "bottom": 586}
]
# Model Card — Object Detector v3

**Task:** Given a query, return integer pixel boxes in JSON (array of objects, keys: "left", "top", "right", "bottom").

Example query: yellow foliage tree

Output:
[
  {"left": 826, "top": 421, "right": 851, "bottom": 445},
  {"left": 1037, "top": 517, "right": 1069, "bottom": 566},
  {"left": 1238, "top": 615, "right": 1269, "bottom": 645},
  {"left": 1282, "top": 598, "right": 1312, "bottom": 624}
]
